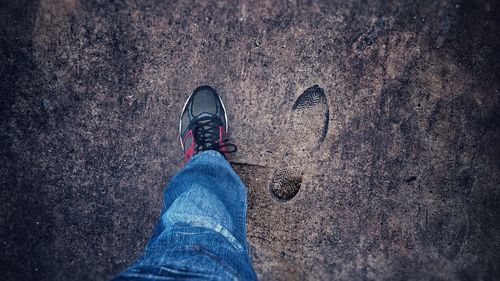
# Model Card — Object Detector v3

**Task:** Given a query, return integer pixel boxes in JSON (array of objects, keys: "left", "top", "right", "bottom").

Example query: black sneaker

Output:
[{"left": 179, "top": 86, "right": 236, "bottom": 162}]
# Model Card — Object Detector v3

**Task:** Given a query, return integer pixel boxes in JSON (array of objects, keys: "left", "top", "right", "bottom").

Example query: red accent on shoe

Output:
[
  {"left": 182, "top": 129, "right": 196, "bottom": 162},
  {"left": 219, "top": 126, "right": 225, "bottom": 142},
  {"left": 217, "top": 125, "right": 229, "bottom": 157}
]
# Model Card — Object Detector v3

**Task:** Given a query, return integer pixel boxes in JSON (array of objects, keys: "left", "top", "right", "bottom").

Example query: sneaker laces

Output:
[{"left": 192, "top": 116, "right": 237, "bottom": 155}]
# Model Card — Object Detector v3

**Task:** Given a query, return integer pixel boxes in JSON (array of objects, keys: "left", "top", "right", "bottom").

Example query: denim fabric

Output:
[{"left": 113, "top": 150, "right": 257, "bottom": 281}]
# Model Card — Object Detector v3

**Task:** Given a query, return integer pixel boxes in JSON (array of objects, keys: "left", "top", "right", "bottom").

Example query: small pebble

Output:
[{"left": 41, "top": 99, "right": 50, "bottom": 109}]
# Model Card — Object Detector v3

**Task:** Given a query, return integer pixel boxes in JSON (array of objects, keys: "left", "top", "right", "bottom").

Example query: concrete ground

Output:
[{"left": 1, "top": 0, "right": 499, "bottom": 280}]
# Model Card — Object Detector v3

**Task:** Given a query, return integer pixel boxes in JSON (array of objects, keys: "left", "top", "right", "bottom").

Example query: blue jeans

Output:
[{"left": 113, "top": 150, "right": 257, "bottom": 281}]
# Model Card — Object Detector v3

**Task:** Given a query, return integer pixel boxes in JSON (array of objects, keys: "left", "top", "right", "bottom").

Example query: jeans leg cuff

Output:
[{"left": 188, "top": 150, "right": 227, "bottom": 163}]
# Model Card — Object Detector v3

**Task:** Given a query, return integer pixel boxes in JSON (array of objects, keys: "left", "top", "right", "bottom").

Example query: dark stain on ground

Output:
[
  {"left": 355, "top": 18, "right": 385, "bottom": 52},
  {"left": 404, "top": 176, "right": 417, "bottom": 183},
  {"left": 1, "top": 0, "right": 500, "bottom": 280}
]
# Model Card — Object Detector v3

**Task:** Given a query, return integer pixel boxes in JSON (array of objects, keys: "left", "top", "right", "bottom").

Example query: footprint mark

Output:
[{"left": 269, "top": 85, "right": 329, "bottom": 202}]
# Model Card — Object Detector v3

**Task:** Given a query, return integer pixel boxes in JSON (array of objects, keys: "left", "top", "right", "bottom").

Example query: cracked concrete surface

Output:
[{"left": 1, "top": 0, "right": 499, "bottom": 280}]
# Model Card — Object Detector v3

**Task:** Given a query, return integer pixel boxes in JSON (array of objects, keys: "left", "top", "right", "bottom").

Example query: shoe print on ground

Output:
[{"left": 268, "top": 85, "right": 329, "bottom": 202}]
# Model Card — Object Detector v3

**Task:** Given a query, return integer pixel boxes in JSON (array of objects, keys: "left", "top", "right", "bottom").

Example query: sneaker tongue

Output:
[
  {"left": 195, "top": 114, "right": 220, "bottom": 138},
  {"left": 200, "top": 123, "right": 213, "bottom": 138},
  {"left": 194, "top": 116, "right": 219, "bottom": 149}
]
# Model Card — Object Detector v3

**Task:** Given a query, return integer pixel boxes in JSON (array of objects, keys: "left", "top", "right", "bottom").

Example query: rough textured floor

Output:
[{"left": 1, "top": 0, "right": 499, "bottom": 280}]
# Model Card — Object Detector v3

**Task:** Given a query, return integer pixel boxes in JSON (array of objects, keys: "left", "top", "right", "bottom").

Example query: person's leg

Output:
[
  {"left": 113, "top": 86, "right": 256, "bottom": 280},
  {"left": 113, "top": 150, "right": 256, "bottom": 280}
]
